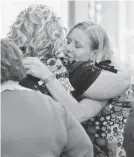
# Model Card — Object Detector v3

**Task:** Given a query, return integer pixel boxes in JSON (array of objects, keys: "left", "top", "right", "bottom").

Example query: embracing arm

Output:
[
  {"left": 23, "top": 57, "right": 106, "bottom": 122},
  {"left": 45, "top": 78, "right": 106, "bottom": 122},
  {"left": 83, "top": 56, "right": 131, "bottom": 100},
  {"left": 84, "top": 70, "right": 130, "bottom": 100}
]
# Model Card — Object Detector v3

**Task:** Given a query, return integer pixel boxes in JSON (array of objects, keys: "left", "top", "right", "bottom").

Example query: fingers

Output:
[
  {"left": 23, "top": 57, "right": 40, "bottom": 65},
  {"left": 23, "top": 58, "right": 33, "bottom": 65},
  {"left": 23, "top": 57, "right": 50, "bottom": 78},
  {"left": 24, "top": 64, "right": 35, "bottom": 76},
  {"left": 24, "top": 64, "right": 32, "bottom": 70},
  {"left": 25, "top": 69, "right": 33, "bottom": 76}
]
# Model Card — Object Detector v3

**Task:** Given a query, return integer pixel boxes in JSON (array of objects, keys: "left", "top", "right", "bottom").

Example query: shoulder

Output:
[
  {"left": 2, "top": 89, "right": 68, "bottom": 128},
  {"left": 2, "top": 89, "right": 59, "bottom": 110},
  {"left": 22, "top": 90, "right": 68, "bottom": 118},
  {"left": 19, "top": 89, "right": 60, "bottom": 107}
]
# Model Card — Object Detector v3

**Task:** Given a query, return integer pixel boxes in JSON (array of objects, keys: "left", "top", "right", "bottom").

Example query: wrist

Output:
[
  {"left": 41, "top": 73, "right": 56, "bottom": 84},
  {"left": 40, "top": 70, "right": 52, "bottom": 80}
]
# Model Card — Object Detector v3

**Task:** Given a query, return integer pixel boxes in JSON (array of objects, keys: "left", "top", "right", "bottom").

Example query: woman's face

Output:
[{"left": 66, "top": 28, "right": 93, "bottom": 61}]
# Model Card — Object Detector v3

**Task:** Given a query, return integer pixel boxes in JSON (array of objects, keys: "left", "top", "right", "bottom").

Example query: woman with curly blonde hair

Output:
[
  {"left": 8, "top": 5, "right": 66, "bottom": 58},
  {"left": 8, "top": 4, "right": 74, "bottom": 93}
]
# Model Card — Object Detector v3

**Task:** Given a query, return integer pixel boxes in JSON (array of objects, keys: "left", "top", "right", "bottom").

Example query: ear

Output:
[
  {"left": 90, "top": 50, "right": 97, "bottom": 63},
  {"left": 95, "top": 51, "right": 104, "bottom": 63},
  {"left": 92, "top": 50, "right": 98, "bottom": 56}
]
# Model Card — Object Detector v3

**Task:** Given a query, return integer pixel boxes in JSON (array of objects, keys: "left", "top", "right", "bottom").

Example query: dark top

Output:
[
  {"left": 67, "top": 60, "right": 117, "bottom": 100},
  {"left": 19, "top": 57, "right": 117, "bottom": 101}
]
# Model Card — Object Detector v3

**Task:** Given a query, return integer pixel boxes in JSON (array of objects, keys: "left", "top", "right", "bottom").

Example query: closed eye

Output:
[
  {"left": 75, "top": 41, "right": 83, "bottom": 48},
  {"left": 67, "top": 38, "right": 72, "bottom": 45}
]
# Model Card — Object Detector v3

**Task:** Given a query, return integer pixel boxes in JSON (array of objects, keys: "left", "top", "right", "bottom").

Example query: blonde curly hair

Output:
[{"left": 8, "top": 5, "right": 66, "bottom": 59}]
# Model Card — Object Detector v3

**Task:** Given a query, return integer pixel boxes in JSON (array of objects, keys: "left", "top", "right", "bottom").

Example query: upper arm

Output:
[
  {"left": 79, "top": 98, "right": 106, "bottom": 119},
  {"left": 83, "top": 55, "right": 131, "bottom": 100},
  {"left": 83, "top": 69, "right": 130, "bottom": 100},
  {"left": 62, "top": 107, "right": 93, "bottom": 157}
]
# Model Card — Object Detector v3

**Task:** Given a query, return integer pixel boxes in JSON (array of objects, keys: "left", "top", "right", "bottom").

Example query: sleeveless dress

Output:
[{"left": 19, "top": 55, "right": 134, "bottom": 157}]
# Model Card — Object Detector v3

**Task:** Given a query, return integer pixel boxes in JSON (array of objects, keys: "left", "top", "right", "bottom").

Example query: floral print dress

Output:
[
  {"left": 67, "top": 60, "right": 134, "bottom": 157},
  {"left": 81, "top": 85, "right": 134, "bottom": 157}
]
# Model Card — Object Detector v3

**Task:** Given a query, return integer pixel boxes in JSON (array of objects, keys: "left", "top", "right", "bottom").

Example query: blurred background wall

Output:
[
  {"left": 0, "top": 0, "right": 68, "bottom": 37},
  {"left": 68, "top": 0, "right": 134, "bottom": 83},
  {"left": 1, "top": 0, "right": 134, "bottom": 83}
]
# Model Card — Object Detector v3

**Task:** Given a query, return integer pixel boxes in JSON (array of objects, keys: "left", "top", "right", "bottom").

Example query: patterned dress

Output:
[
  {"left": 81, "top": 85, "right": 133, "bottom": 157},
  {"left": 19, "top": 56, "right": 134, "bottom": 157},
  {"left": 68, "top": 60, "right": 134, "bottom": 157}
]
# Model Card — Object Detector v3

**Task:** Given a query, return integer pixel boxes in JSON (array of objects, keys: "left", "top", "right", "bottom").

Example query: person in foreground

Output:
[
  {"left": 1, "top": 39, "right": 93, "bottom": 157},
  {"left": 23, "top": 21, "right": 134, "bottom": 157}
]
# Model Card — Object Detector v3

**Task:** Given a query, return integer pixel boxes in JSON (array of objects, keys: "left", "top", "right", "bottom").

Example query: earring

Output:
[{"left": 91, "top": 53, "right": 96, "bottom": 64}]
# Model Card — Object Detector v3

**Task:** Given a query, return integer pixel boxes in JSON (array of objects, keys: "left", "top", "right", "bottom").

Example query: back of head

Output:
[
  {"left": 8, "top": 5, "right": 66, "bottom": 59},
  {"left": 1, "top": 39, "right": 25, "bottom": 84},
  {"left": 68, "top": 21, "right": 113, "bottom": 62}
]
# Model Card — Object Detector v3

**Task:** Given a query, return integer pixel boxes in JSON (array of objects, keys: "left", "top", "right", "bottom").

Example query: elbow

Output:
[
  {"left": 84, "top": 137, "right": 94, "bottom": 157},
  {"left": 88, "top": 139, "right": 94, "bottom": 157}
]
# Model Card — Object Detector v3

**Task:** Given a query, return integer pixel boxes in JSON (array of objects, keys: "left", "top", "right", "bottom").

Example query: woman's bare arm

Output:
[
  {"left": 45, "top": 78, "right": 106, "bottom": 122},
  {"left": 23, "top": 57, "right": 119, "bottom": 122},
  {"left": 83, "top": 70, "right": 130, "bottom": 100},
  {"left": 83, "top": 56, "right": 131, "bottom": 100}
]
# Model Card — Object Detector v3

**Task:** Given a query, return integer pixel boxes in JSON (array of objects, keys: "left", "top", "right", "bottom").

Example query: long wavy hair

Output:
[
  {"left": 8, "top": 5, "right": 66, "bottom": 59},
  {"left": 67, "top": 21, "right": 113, "bottom": 63}
]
